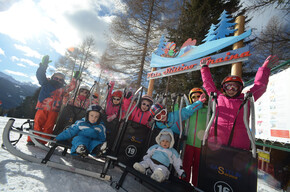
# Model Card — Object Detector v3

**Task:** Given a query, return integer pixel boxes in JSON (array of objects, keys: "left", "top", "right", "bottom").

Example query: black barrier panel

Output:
[
  {"left": 105, "top": 118, "right": 121, "bottom": 151},
  {"left": 198, "top": 142, "right": 257, "bottom": 192},
  {"left": 117, "top": 121, "right": 150, "bottom": 166},
  {"left": 53, "top": 105, "right": 86, "bottom": 135}
]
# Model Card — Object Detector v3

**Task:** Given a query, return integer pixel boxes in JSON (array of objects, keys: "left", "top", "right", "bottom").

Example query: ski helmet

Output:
[
  {"left": 79, "top": 85, "right": 90, "bottom": 93},
  {"left": 188, "top": 88, "right": 204, "bottom": 104},
  {"left": 80, "top": 85, "right": 90, "bottom": 91},
  {"left": 86, "top": 104, "right": 103, "bottom": 123},
  {"left": 221, "top": 75, "right": 244, "bottom": 96},
  {"left": 112, "top": 90, "right": 122, "bottom": 98},
  {"left": 141, "top": 95, "right": 154, "bottom": 104},
  {"left": 150, "top": 103, "right": 165, "bottom": 117},
  {"left": 52, "top": 72, "right": 65, "bottom": 80},
  {"left": 221, "top": 75, "right": 244, "bottom": 87}
]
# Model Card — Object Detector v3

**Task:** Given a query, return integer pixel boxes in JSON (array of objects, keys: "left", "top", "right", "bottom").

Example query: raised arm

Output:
[
  {"left": 200, "top": 59, "right": 218, "bottom": 94},
  {"left": 249, "top": 55, "right": 278, "bottom": 101}
]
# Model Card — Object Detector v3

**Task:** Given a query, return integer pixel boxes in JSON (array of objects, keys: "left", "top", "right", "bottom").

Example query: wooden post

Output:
[
  {"left": 231, "top": 16, "right": 245, "bottom": 77},
  {"left": 147, "top": 67, "right": 156, "bottom": 96}
]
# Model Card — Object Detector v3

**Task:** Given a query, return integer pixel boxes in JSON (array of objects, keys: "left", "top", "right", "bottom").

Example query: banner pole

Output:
[
  {"left": 231, "top": 15, "right": 245, "bottom": 77},
  {"left": 147, "top": 67, "right": 156, "bottom": 96}
]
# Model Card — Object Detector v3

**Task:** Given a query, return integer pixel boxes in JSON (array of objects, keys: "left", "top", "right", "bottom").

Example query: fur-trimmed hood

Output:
[{"left": 155, "top": 128, "right": 175, "bottom": 148}]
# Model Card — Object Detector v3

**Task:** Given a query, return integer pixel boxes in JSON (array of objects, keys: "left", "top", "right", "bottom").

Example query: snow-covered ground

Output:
[
  {"left": 0, "top": 117, "right": 153, "bottom": 192},
  {"left": 0, "top": 116, "right": 285, "bottom": 192}
]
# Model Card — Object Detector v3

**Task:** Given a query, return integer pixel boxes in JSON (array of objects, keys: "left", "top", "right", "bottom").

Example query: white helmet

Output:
[{"left": 79, "top": 85, "right": 90, "bottom": 91}]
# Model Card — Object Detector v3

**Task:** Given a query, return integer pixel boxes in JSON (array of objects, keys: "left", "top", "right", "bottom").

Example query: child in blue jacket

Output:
[
  {"left": 55, "top": 104, "right": 107, "bottom": 157},
  {"left": 149, "top": 93, "right": 206, "bottom": 134}
]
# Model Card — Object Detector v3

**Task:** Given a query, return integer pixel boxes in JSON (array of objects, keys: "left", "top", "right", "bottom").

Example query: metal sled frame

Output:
[
  {"left": 112, "top": 95, "right": 201, "bottom": 192},
  {"left": 2, "top": 119, "right": 112, "bottom": 181},
  {"left": 102, "top": 87, "right": 144, "bottom": 165}
]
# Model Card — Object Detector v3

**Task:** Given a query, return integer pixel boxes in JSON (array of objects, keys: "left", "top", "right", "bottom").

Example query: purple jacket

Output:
[{"left": 201, "top": 66, "right": 270, "bottom": 149}]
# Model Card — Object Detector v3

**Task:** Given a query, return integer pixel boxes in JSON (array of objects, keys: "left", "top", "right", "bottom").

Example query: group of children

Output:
[{"left": 28, "top": 54, "right": 279, "bottom": 185}]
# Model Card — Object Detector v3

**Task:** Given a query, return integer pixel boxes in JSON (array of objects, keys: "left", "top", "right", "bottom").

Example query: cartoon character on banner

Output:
[{"left": 162, "top": 42, "right": 177, "bottom": 57}]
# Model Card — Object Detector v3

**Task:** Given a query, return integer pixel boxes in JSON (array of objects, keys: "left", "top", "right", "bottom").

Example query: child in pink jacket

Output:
[
  {"left": 200, "top": 55, "right": 279, "bottom": 150},
  {"left": 127, "top": 95, "right": 154, "bottom": 127}
]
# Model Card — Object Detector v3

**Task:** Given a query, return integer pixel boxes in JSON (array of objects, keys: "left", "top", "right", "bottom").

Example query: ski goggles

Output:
[
  {"left": 113, "top": 97, "right": 121, "bottom": 101},
  {"left": 223, "top": 83, "right": 241, "bottom": 91},
  {"left": 153, "top": 109, "right": 167, "bottom": 121},
  {"left": 191, "top": 94, "right": 201, "bottom": 100},
  {"left": 141, "top": 102, "right": 151, "bottom": 108},
  {"left": 80, "top": 89, "right": 89, "bottom": 94},
  {"left": 52, "top": 76, "right": 64, "bottom": 83}
]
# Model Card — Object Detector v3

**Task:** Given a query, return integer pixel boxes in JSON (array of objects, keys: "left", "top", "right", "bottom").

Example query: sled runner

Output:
[
  {"left": 2, "top": 118, "right": 112, "bottom": 181},
  {"left": 198, "top": 92, "right": 257, "bottom": 192}
]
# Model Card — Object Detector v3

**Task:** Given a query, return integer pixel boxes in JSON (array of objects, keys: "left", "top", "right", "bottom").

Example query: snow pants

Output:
[
  {"left": 182, "top": 144, "right": 201, "bottom": 186},
  {"left": 27, "top": 109, "right": 59, "bottom": 144},
  {"left": 140, "top": 158, "right": 170, "bottom": 179},
  {"left": 70, "top": 135, "right": 103, "bottom": 155}
]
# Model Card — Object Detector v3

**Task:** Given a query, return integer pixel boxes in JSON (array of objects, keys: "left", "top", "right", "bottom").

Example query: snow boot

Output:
[
  {"left": 26, "top": 141, "right": 35, "bottom": 146},
  {"left": 151, "top": 169, "right": 165, "bottom": 183},
  {"left": 76, "top": 145, "right": 88, "bottom": 158},
  {"left": 133, "top": 162, "right": 145, "bottom": 174},
  {"left": 92, "top": 142, "right": 107, "bottom": 157}
]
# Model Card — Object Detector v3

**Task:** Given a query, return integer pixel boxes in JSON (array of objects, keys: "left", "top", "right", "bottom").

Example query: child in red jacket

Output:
[{"left": 27, "top": 55, "right": 77, "bottom": 145}]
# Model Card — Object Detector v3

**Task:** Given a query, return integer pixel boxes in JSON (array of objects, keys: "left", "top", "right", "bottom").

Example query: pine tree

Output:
[
  {"left": 212, "top": 10, "right": 237, "bottom": 40},
  {"left": 155, "top": 35, "right": 167, "bottom": 56},
  {"left": 202, "top": 24, "right": 216, "bottom": 42},
  {"left": 165, "top": 0, "right": 243, "bottom": 95}
]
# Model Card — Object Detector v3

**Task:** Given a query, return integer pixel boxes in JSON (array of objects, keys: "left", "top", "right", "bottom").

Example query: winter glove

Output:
[
  {"left": 199, "top": 93, "right": 207, "bottom": 103},
  {"left": 200, "top": 58, "right": 210, "bottom": 67},
  {"left": 40, "top": 55, "right": 52, "bottom": 68},
  {"left": 125, "top": 91, "right": 132, "bottom": 99},
  {"left": 73, "top": 71, "right": 81, "bottom": 79},
  {"left": 148, "top": 119, "right": 155, "bottom": 127},
  {"left": 179, "top": 172, "right": 186, "bottom": 180},
  {"left": 109, "top": 81, "right": 115, "bottom": 87},
  {"left": 262, "top": 55, "right": 279, "bottom": 68},
  {"left": 107, "top": 114, "right": 117, "bottom": 122}
]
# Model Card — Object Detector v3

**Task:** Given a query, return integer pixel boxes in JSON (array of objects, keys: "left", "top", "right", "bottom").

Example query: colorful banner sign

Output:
[
  {"left": 147, "top": 46, "right": 250, "bottom": 80},
  {"left": 247, "top": 68, "right": 290, "bottom": 144}
]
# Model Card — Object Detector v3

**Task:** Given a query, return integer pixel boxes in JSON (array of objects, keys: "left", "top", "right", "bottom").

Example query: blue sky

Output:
[
  {"left": 0, "top": 0, "right": 285, "bottom": 86},
  {"left": 0, "top": 0, "right": 122, "bottom": 85}
]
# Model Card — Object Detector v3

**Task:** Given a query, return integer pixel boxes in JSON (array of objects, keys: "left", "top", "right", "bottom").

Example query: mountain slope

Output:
[{"left": 0, "top": 72, "right": 38, "bottom": 109}]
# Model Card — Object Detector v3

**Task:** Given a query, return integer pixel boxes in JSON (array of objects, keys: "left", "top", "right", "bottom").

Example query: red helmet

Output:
[
  {"left": 221, "top": 75, "right": 244, "bottom": 97},
  {"left": 112, "top": 90, "right": 122, "bottom": 98},
  {"left": 189, "top": 88, "right": 204, "bottom": 104},
  {"left": 221, "top": 75, "right": 244, "bottom": 87}
]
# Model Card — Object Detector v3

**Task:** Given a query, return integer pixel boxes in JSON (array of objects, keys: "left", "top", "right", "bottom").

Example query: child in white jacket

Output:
[{"left": 133, "top": 128, "right": 185, "bottom": 182}]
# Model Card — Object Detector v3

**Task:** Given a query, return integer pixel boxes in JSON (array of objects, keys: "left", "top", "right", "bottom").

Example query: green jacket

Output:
[{"left": 186, "top": 106, "right": 208, "bottom": 148}]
